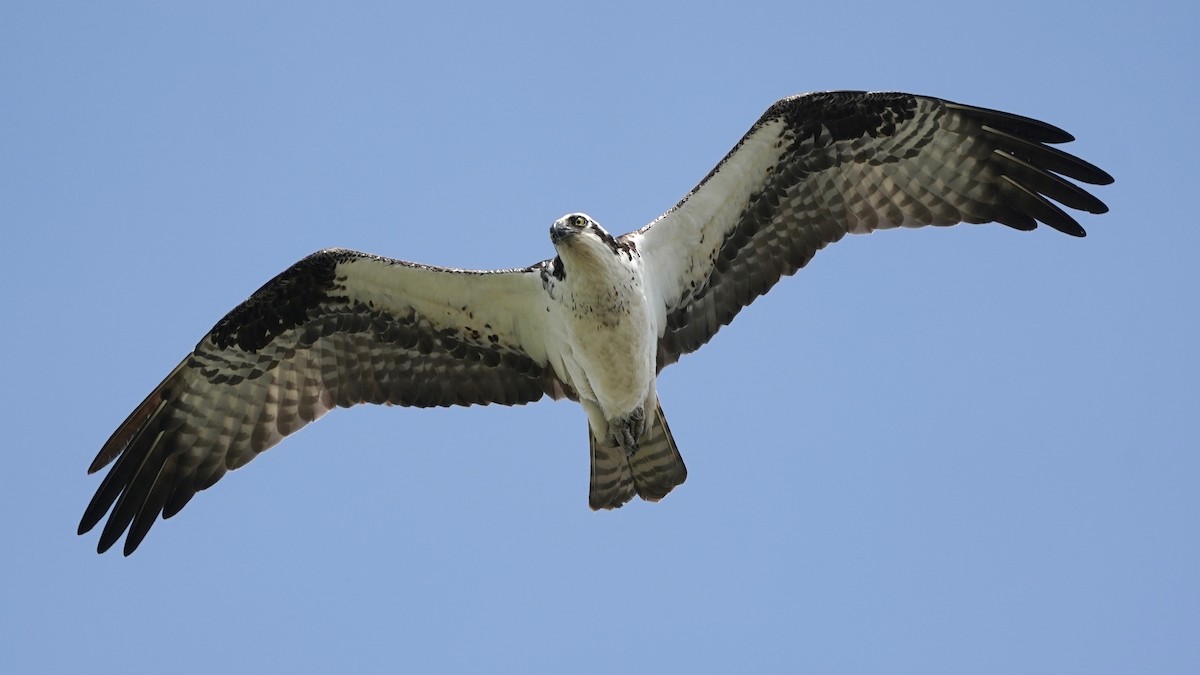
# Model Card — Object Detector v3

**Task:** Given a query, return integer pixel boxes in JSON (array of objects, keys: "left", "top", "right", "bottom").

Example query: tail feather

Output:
[
  {"left": 630, "top": 403, "right": 686, "bottom": 501},
  {"left": 587, "top": 401, "right": 687, "bottom": 510},
  {"left": 588, "top": 435, "right": 636, "bottom": 510}
]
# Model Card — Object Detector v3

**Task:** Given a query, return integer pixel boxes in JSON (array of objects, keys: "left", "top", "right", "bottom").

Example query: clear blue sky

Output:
[{"left": 3, "top": 2, "right": 1196, "bottom": 673}]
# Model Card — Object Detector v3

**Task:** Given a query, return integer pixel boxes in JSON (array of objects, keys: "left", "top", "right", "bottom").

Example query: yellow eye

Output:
[{"left": 572, "top": 215, "right": 588, "bottom": 228}]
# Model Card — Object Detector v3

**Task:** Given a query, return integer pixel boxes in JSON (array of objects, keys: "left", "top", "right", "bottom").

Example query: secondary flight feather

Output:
[{"left": 80, "top": 91, "right": 1113, "bottom": 554}]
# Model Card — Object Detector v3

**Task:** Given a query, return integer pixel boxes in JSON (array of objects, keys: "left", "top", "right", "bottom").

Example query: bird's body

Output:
[
  {"left": 80, "top": 91, "right": 1113, "bottom": 554},
  {"left": 546, "top": 216, "right": 687, "bottom": 509},
  {"left": 549, "top": 220, "right": 654, "bottom": 420}
]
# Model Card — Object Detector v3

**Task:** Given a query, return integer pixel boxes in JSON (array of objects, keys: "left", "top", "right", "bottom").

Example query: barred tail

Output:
[{"left": 587, "top": 401, "right": 686, "bottom": 510}]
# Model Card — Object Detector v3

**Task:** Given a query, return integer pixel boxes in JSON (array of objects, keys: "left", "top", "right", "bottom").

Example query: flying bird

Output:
[{"left": 80, "top": 91, "right": 1112, "bottom": 555}]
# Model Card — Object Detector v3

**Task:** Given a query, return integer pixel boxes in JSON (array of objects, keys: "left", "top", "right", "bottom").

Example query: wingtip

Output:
[
  {"left": 77, "top": 500, "right": 107, "bottom": 537},
  {"left": 1070, "top": 159, "right": 1115, "bottom": 187},
  {"left": 96, "top": 527, "right": 122, "bottom": 555},
  {"left": 946, "top": 100, "right": 1077, "bottom": 144},
  {"left": 84, "top": 524, "right": 139, "bottom": 556}
]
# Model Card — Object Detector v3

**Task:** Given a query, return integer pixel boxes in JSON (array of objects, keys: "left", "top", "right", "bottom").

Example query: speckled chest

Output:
[{"left": 553, "top": 250, "right": 656, "bottom": 414}]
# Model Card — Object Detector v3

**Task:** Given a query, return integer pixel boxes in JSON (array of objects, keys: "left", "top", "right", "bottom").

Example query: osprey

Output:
[{"left": 80, "top": 91, "right": 1112, "bottom": 555}]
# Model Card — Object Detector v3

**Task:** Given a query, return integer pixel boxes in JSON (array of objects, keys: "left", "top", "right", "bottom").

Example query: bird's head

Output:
[
  {"left": 550, "top": 212, "right": 604, "bottom": 246},
  {"left": 548, "top": 213, "right": 635, "bottom": 281}
]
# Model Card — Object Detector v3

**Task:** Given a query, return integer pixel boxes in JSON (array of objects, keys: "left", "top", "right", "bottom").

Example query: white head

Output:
[
  {"left": 550, "top": 212, "right": 606, "bottom": 246},
  {"left": 547, "top": 212, "right": 634, "bottom": 280}
]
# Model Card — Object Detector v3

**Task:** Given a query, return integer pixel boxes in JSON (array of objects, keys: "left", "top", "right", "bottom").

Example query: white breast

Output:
[{"left": 551, "top": 247, "right": 656, "bottom": 418}]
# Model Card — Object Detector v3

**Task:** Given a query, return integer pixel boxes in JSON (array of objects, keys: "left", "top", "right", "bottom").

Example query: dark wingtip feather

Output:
[
  {"left": 946, "top": 101, "right": 1076, "bottom": 144},
  {"left": 88, "top": 393, "right": 161, "bottom": 474},
  {"left": 993, "top": 206, "right": 1039, "bottom": 232},
  {"left": 162, "top": 484, "right": 198, "bottom": 519},
  {"left": 81, "top": 376, "right": 182, "bottom": 554},
  {"left": 952, "top": 100, "right": 1111, "bottom": 236},
  {"left": 983, "top": 124, "right": 1114, "bottom": 188},
  {"left": 123, "top": 468, "right": 175, "bottom": 555},
  {"left": 78, "top": 431, "right": 153, "bottom": 536},
  {"left": 991, "top": 150, "right": 1110, "bottom": 216},
  {"left": 1000, "top": 176, "right": 1088, "bottom": 237},
  {"left": 88, "top": 361, "right": 187, "bottom": 474}
]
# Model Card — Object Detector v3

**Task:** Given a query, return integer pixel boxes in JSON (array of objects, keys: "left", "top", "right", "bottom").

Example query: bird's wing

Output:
[
  {"left": 627, "top": 91, "right": 1113, "bottom": 369},
  {"left": 80, "top": 248, "right": 570, "bottom": 555}
]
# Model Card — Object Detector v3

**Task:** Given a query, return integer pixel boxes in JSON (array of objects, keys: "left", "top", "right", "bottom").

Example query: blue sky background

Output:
[{"left": 3, "top": 2, "right": 1196, "bottom": 672}]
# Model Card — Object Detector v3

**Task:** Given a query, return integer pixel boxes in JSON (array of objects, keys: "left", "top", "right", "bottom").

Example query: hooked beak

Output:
[{"left": 550, "top": 219, "right": 576, "bottom": 245}]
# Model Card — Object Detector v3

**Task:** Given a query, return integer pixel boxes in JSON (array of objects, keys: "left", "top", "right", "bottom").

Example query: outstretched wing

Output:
[
  {"left": 629, "top": 91, "right": 1113, "bottom": 369},
  {"left": 80, "top": 248, "right": 569, "bottom": 555}
]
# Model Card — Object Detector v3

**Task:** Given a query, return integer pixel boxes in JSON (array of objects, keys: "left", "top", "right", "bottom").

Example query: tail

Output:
[{"left": 588, "top": 402, "right": 687, "bottom": 510}]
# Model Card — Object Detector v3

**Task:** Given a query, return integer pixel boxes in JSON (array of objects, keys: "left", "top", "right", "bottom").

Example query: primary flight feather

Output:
[{"left": 80, "top": 91, "right": 1112, "bottom": 555}]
